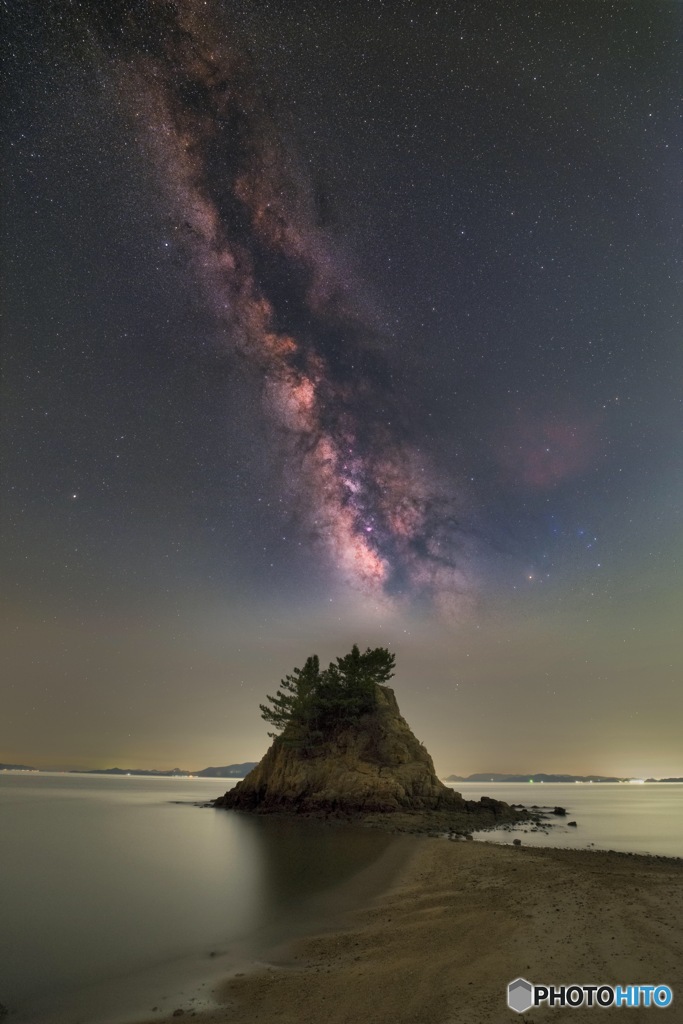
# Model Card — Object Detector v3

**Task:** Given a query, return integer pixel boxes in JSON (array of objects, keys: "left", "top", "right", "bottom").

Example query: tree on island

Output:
[
  {"left": 221, "top": 642, "right": 519, "bottom": 822},
  {"left": 259, "top": 644, "right": 396, "bottom": 745}
]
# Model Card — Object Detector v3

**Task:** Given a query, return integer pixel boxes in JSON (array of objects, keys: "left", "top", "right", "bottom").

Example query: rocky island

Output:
[
  {"left": 131, "top": 646, "right": 683, "bottom": 1024},
  {"left": 215, "top": 645, "right": 522, "bottom": 833}
]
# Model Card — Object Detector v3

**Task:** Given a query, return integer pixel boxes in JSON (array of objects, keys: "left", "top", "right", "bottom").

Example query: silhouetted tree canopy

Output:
[{"left": 259, "top": 645, "right": 396, "bottom": 742}]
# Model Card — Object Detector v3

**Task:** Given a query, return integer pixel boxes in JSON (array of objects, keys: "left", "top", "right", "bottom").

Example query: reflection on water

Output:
[
  {"left": 235, "top": 812, "right": 398, "bottom": 928},
  {"left": 5, "top": 776, "right": 679, "bottom": 1022},
  {"left": 0, "top": 774, "right": 395, "bottom": 1023}
]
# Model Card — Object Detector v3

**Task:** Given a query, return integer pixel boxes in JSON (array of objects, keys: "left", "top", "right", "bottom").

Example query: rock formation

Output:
[{"left": 215, "top": 684, "right": 517, "bottom": 826}]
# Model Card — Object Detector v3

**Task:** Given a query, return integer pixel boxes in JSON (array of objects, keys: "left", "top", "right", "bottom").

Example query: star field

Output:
[{"left": 1, "top": 0, "right": 681, "bottom": 776}]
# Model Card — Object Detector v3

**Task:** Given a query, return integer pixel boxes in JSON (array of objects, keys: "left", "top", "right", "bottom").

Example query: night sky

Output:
[{"left": 2, "top": 0, "right": 681, "bottom": 777}]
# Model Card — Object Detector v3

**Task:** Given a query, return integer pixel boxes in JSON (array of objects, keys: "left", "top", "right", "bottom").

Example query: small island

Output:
[
  {"left": 215, "top": 645, "right": 523, "bottom": 834},
  {"left": 119, "top": 645, "right": 683, "bottom": 1024}
]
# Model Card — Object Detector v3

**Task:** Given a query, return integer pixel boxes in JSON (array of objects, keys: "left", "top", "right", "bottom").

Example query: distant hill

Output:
[
  {"left": 645, "top": 777, "right": 683, "bottom": 783},
  {"left": 74, "top": 767, "right": 189, "bottom": 776},
  {"left": 195, "top": 764, "right": 258, "bottom": 777},
  {"left": 70, "top": 763, "right": 258, "bottom": 778},
  {"left": 444, "top": 772, "right": 626, "bottom": 783},
  {"left": 0, "top": 762, "right": 38, "bottom": 771}
]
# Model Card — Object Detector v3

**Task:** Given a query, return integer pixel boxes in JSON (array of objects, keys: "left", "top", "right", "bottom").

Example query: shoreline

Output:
[
  {"left": 6, "top": 825, "right": 418, "bottom": 1024},
  {"left": 132, "top": 836, "right": 683, "bottom": 1024}
]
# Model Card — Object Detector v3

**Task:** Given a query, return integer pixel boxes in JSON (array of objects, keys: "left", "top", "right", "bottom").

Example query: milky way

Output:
[
  {"left": 5, "top": 0, "right": 681, "bottom": 776},
  {"left": 80, "top": 0, "right": 473, "bottom": 615}
]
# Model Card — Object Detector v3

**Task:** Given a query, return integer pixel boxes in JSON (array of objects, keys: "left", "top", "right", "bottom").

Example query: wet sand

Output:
[{"left": 134, "top": 839, "right": 683, "bottom": 1024}]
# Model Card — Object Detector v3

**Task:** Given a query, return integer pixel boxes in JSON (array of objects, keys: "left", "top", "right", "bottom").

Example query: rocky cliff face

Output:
[{"left": 216, "top": 685, "right": 511, "bottom": 822}]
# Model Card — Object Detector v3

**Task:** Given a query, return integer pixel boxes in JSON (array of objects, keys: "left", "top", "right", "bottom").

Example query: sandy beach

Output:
[{"left": 134, "top": 838, "right": 683, "bottom": 1024}]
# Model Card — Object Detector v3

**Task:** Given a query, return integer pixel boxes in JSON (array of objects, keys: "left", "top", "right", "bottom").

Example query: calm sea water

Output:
[
  {"left": 0, "top": 773, "right": 399, "bottom": 1024},
  {"left": 448, "top": 781, "right": 683, "bottom": 857},
  {"left": 1, "top": 776, "right": 680, "bottom": 1023}
]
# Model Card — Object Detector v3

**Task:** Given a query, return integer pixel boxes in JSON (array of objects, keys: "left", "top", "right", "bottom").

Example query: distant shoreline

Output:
[
  {"left": 444, "top": 773, "right": 683, "bottom": 784},
  {"left": 0, "top": 763, "right": 259, "bottom": 778},
  {"left": 3, "top": 766, "right": 682, "bottom": 782}
]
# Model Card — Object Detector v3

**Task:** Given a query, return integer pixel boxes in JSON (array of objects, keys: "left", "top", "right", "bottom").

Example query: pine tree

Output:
[
  {"left": 258, "top": 655, "right": 321, "bottom": 737},
  {"left": 259, "top": 645, "right": 396, "bottom": 739}
]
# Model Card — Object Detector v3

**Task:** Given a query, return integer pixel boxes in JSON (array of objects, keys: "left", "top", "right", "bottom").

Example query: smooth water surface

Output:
[
  {"left": 448, "top": 781, "right": 683, "bottom": 857},
  {"left": 2, "top": 775, "right": 680, "bottom": 1022},
  {"left": 0, "top": 773, "right": 396, "bottom": 1023}
]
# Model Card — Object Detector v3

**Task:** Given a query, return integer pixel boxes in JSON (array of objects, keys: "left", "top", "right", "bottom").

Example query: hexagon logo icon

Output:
[{"left": 508, "top": 977, "right": 534, "bottom": 1013}]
